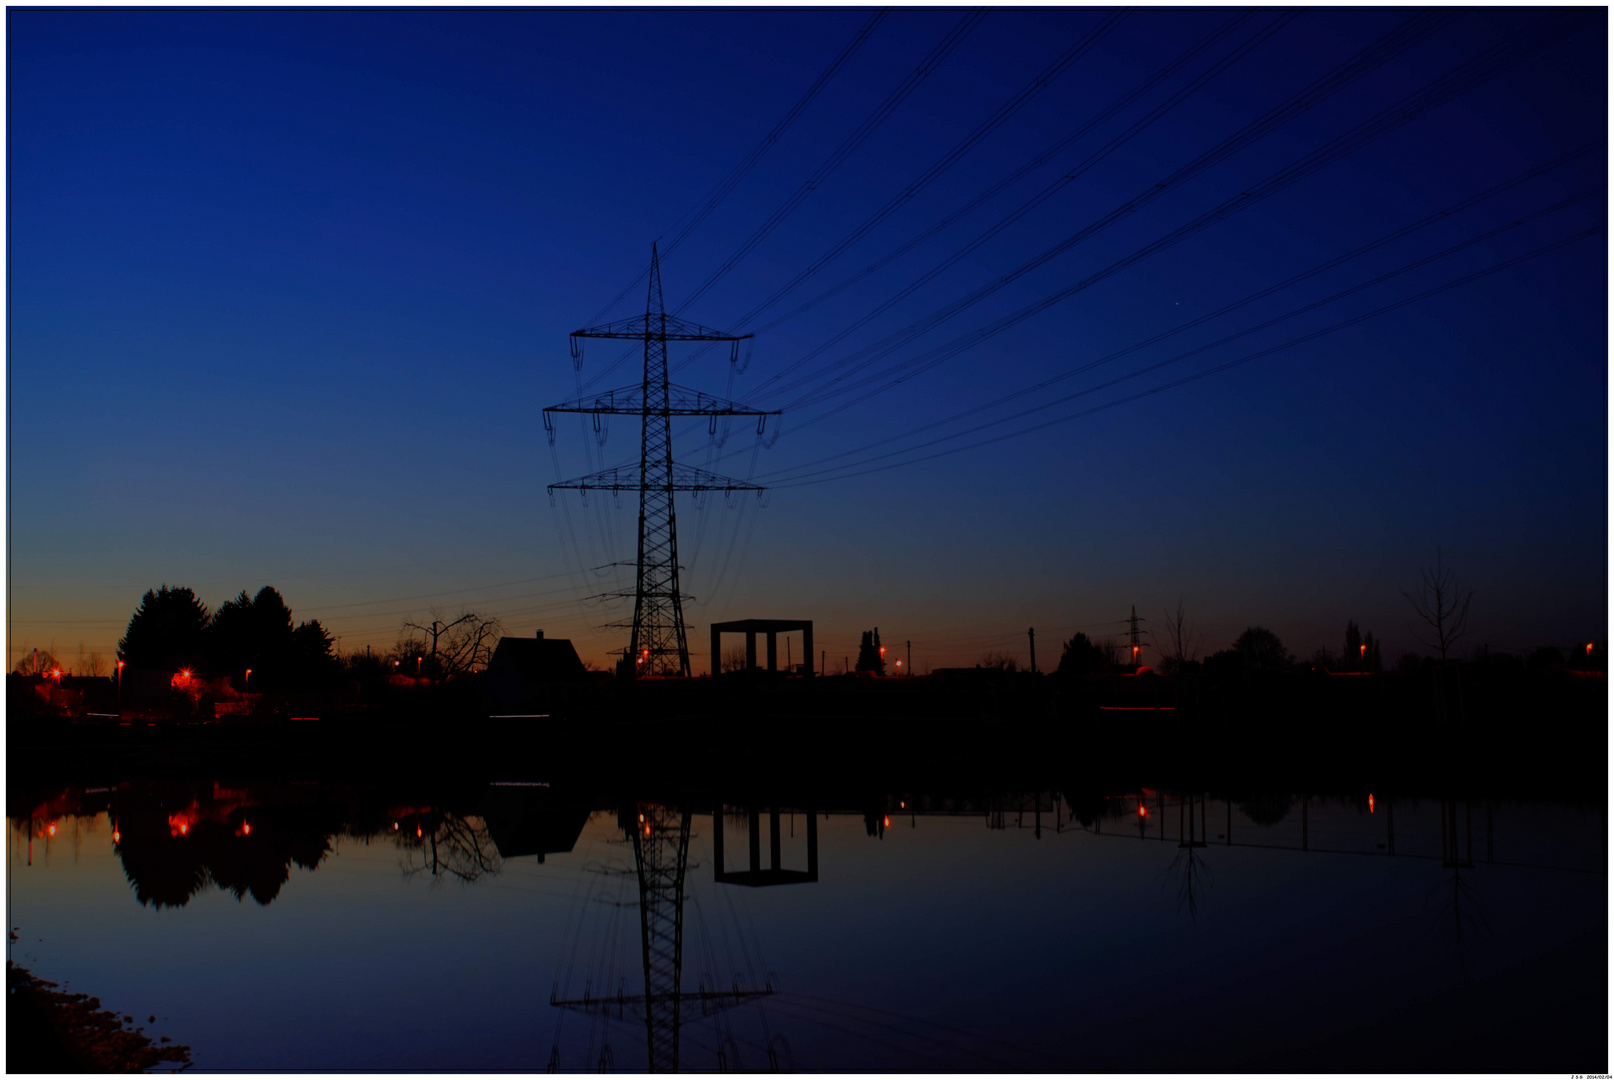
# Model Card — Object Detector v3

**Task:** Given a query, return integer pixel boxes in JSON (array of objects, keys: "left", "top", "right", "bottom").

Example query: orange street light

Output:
[
  {"left": 244, "top": 668, "right": 252, "bottom": 687},
  {"left": 1360, "top": 644, "right": 1367, "bottom": 657},
  {"left": 1368, "top": 794, "right": 1375, "bottom": 814},
  {"left": 1588, "top": 643, "right": 1595, "bottom": 656}
]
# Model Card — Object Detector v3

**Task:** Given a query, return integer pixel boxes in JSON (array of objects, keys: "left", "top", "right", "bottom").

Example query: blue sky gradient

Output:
[{"left": 8, "top": 7, "right": 1606, "bottom": 670}]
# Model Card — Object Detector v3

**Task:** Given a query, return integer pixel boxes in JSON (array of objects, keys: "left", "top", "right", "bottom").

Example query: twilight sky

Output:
[{"left": 8, "top": 7, "right": 1607, "bottom": 672}]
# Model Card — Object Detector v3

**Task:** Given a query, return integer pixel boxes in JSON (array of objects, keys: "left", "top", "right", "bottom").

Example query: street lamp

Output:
[
  {"left": 116, "top": 660, "right": 124, "bottom": 715},
  {"left": 244, "top": 668, "right": 252, "bottom": 688}
]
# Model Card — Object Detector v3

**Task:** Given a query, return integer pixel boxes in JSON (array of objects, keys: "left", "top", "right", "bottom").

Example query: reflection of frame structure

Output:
[
  {"left": 713, "top": 808, "right": 818, "bottom": 887},
  {"left": 709, "top": 619, "right": 813, "bottom": 676}
]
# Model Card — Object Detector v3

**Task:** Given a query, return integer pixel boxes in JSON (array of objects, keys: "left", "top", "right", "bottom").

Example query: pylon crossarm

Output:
[
  {"left": 546, "top": 383, "right": 778, "bottom": 418},
  {"left": 572, "top": 313, "right": 752, "bottom": 342},
  {"left": 550, "top": 464, "right": 765, "bottom": 493}
]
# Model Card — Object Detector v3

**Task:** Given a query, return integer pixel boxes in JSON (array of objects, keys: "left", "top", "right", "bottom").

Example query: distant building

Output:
[{"left": 482, "top": 631, "right": 590, "bottom": 713}]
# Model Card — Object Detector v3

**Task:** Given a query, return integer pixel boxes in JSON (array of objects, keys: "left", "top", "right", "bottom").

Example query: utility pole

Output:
[
  {"left": 906, "top": 640, "right": 912, "bottom": 677},
  {"left": 547, "top": 246, "right": 780, "bottom": 677},
  {"left": 1028, "top": 627, "right": 1037, "bottom": 674}
]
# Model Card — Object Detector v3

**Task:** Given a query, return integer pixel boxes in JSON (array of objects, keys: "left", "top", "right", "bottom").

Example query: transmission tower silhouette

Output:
[{"left": 547, "top": 245, "right": 779, "bottom": 676}]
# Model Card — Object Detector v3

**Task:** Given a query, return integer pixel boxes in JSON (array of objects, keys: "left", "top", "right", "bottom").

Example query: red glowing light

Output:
[
  {"left": 882, "top": 815, "right": 891, "bottom": 828},
  {"left": 879, "top": 646, "right": 886, "bottom": 656},
  {"left": 242, "top": 823, "right": 252, "bottom": 836},
  {"left": 112, "top": 830, "right": 121, "bottom": 843},
  {"left": 179, "top": 824, "right": 188, "bottom": 835},
  {"left": 1368, "top": 794, "right": 1375, "bottom": 814},
  {"left": 644, "top": 825, "right": 652, "bottom": 836},
  {"left": 1138, "top": 804, "right": 1147, "bottom": 817},
  {"left": 416, "top": 826, "right": 423, "bottom": 838},
  {"left": 47, "top": 823, "right": 56, "bottom": 837},
  {"left": 50, "top": 668, "right": 62, "bottom": 680},
  {"left": 1360, "top": 644, "right": 1367, "bottom": 656},
  {"left": 393, "top": 822, "right": 399, "bottom": 830},
  {"left": 1589, "top": 643, "right": 1595, "bottom": 656}
]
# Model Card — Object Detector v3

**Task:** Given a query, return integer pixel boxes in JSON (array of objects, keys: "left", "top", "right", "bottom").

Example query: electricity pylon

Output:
[{"left": 547, "top": 246, "right": 779, "bottom": 676}]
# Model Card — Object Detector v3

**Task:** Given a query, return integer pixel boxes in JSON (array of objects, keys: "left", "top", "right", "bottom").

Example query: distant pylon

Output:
[
  {"left": 546, "top": 246, "right": 779, "bottom": 676},
  {"left": 1127, "top": 605, "right": 1146, "bottom": 669}
]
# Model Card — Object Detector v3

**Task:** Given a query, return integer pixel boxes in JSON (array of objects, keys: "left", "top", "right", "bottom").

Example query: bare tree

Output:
[
  {"left": 396, "top": 812, "right": 503, "bottom": 883},
  {"left": 1403, "top": 551, "right": 1473, "bottom": 662},
  {"left": 73, "top": 644, "right": 109, "bottom": 677},
  {"left": 722, "top": 644, "right": 749, "bottom": 673},
  {"left": 13, "top": 648, "right": 61, "bottom": 677},
  {"left": 400, "top": 609, "right": 503, "bottom": 680},
  {"left": 1158, "top": 600, "right": 1198, "bottom": 674}
]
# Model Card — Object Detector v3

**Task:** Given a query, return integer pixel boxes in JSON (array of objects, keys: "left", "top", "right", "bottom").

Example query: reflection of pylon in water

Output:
[
  {"left": 635, "top": 803, "right": 691, "bottom": 1071},
  {"left": 550, "top": 804, "right": 773, "bottom": 1073}
]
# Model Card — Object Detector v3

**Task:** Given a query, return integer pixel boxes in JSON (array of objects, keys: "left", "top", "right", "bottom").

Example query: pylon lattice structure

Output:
[{"left": 547, "top": 245, "right": 778, "bottom": 676}]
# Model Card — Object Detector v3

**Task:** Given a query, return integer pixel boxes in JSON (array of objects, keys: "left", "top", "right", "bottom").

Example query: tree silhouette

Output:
[
  {"left": 117, "top": 586, "right": 210, "bottom": 672},
  {"left": 400, "top": 610, "right": 502, "bottom": 680},
  {"left": 1057, "top": 632, "right": 1109, "bottom": 675},
  {"left": 855, "top": 628, "right": 885, "bottom": 675},
  {"left": 1158, "top": 601, "right": 1197, "bottom": 674},
  {"left": 1233, "top": 626, "right": 1291, "bottom": 673},
  {"left": 13, "top": 649, "right": 61, "bottom": 677},
  {"left": 1404, "top": 551, "right": 1473, "bottom": 662}
]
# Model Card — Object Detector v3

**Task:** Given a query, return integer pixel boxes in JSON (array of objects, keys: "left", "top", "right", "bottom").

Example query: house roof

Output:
[{"left": 486, "top": 636, "right": 588, "bottom": 684}]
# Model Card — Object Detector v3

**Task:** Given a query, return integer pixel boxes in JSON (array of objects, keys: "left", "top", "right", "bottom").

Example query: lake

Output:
[{"left": 7, "top": 778, "right": 1606, "bottom": 1072}]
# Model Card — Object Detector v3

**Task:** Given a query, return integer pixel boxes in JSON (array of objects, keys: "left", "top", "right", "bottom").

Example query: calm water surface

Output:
[{"left": 7, "top": 781, "right": 1606, "bottom": 1072}]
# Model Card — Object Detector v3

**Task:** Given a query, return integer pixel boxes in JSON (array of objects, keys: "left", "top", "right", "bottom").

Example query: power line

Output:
[
  {"left": 753, "top": 8, "right": 1310, "bottom": 396},
  {"left": 763, "top": 8, "right": 1585, "bottom": 437},
  {"left": 682, "top": 8, "right": 1132, "bottom": 352},
  {"left": 585, "top": 9, "right": 890, "bottom": 324},
  {"left": 574, "top": 8, "right": 985, "bottom": 394},
  {"left": 728, "top": 9, "right": 1262, "bottom": 351},
  {"left": 766, "top": 9, "right": 1456, "bottom": 409},
  {"left": 677, "top": 8, "right": 989, "bottom": 313},
  {"left": 770, "top": 227, "right": 1600, "bottom": 487},
  {"left": 758, "top": 143, "right": 1601, "bottom": 479}
]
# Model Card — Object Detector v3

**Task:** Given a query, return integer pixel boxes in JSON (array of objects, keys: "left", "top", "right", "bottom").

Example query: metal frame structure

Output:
[{"left": 547, "top": 246, "right": 778, "bottom": 677}]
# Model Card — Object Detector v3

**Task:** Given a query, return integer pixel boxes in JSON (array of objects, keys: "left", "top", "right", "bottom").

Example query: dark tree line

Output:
[{"left": 116, "top": 584, "right": 340, "bottom": 691}]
